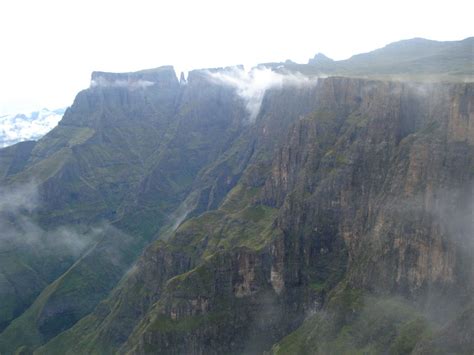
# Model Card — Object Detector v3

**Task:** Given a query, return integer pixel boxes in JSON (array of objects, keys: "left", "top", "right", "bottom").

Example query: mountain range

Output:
[{"left": 0, "top": 37, "right": 472, "bottom": 354}]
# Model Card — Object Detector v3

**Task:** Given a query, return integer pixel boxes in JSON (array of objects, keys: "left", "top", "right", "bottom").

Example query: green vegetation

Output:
[
  {"left": 148, "top": 310, "right": 233, "bottom": 334},
  {"left": 0, "top": 226, "right": 137, "bottom": 353},
  {"left": 274, "top": 290, "right": 433, "bottom": 355},
  {"left": 170, "top": 183, "right": 277, "bottom": 258},
  {"left": 309, "top": 281, "right": 327, "bottom": 293},
  {"left": 281, "top": 37, "right": 474, "bottom": 82}
]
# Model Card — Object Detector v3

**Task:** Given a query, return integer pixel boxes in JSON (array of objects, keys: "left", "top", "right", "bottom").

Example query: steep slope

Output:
[
  {"left": 0, "top": 66, "right": 251, "bottom": 353},
  {"left": 36, "top": 80, "right": 324, "bottom": 355},
  {"left": 39, "top": 77, "right": 473, "bottom": 354},
  {"left": 270, "top": 79, "right": 474, "bottom": 354},
  {"left": 0, "top": 67, "right": 180, "bottom": 345}
]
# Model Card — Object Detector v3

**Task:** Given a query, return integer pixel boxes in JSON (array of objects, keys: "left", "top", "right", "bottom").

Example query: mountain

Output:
[
  {"left": 308, "top": 53, "right": 334, "bottom": 65},
  {"left": 286, "top": 37, "right": 474, "bottom": 81},
  {"left": 0, "top": 108, "right": 66, "bottom": 148},
  {"left": 0, "top": 37, "right": 472, "bottom": 354}
]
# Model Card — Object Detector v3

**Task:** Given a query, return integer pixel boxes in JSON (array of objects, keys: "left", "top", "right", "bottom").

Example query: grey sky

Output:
[{"left": 0, "top": 0, "right": 472, "bottom": 115}]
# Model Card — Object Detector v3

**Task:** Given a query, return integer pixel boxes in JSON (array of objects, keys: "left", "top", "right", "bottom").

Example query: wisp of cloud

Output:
[
  {"left": 0, "top": 182, "right": 109, "bottom": 257},
  {"left": 90, "top": 77, "right": 155, "bottom": 89},
  {"left": 206, "top": 67, "right": 317, "bottom": 122}
]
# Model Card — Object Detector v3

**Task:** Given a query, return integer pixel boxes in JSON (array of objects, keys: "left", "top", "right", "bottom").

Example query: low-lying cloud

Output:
[
  {"left": 0, "top": 182, "right": 103, "bottom": 258},
  {"left": 0, "top": 182, "right": 38, "bottom": 213},
  {"left": 0, "top": 182, "right": 137, "bottom": 332},
  {"left": 206, "top": 67, "right": 318, "bottom": 122},
  {"left": 90, "top": 77, "right": 155, "bottom": 89}
]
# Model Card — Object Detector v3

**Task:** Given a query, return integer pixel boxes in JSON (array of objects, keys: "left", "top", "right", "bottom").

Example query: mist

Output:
[
  {"left": 0, "top": 181, "right": 137, "bottom": 326},
  {"left": 206, "top": 67, "right": 318, "bottom": 122},
  {"left": 90, "top": 77, "right": 155, "bottom": 89},
  {"left": 0, "top": 182, "right": 108, "bottom": 258}
]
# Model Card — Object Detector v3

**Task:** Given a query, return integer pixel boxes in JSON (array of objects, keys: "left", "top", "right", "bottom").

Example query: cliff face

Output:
[
  {"left": 0, "top": 66, "right": 252, "bottom": 353},
  {"left": 267, "top": 80, "right": 473, "bottom": 302},
  {"left": 271, "top": 80, "right": 473, "bottom": 354},
  {"left": 141, "top": 79, "right": 471, "bottom": 353},
  {"left": 36, "top": 77, "right": 473, "bottom": 355}
]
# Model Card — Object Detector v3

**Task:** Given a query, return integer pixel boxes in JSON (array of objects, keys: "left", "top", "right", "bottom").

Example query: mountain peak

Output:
[{"left": 308, "top": 52, "right": 334, "bottom": 64}]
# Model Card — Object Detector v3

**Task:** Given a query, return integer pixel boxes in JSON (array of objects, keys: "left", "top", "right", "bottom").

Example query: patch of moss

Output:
[
  {"left": 309, "top": 281, "right": 327, "bottom": 293},
  {"left": 346, "top": 112, "right": 370, "bottom": 128}
]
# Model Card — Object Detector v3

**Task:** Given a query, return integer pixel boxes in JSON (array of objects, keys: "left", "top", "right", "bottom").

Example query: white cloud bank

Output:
[
  {"left": 90, "top": 77, "right": 155, "bottom": 89},
  {"left": 0, "top": 108, "right": 65, "bottom": 148},
  {"left": 206, "top": 67, "right": 318, "bottom": 122}
]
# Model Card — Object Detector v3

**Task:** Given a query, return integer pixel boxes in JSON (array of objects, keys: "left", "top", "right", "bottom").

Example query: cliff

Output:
[{"left": 37, "top": 78, "right": 473, "bottom": 354}]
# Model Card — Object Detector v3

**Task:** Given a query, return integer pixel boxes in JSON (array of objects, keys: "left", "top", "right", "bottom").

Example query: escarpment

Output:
[{"left": 33, "top": 77, "right": 473, "bottom": 355}]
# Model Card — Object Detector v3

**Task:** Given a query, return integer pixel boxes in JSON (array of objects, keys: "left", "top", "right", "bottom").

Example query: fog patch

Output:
[
  {"left": 394, "top": 186, "right": 474, "bottom": 250},
  {"left": 0, "top": 182, "right": 105, "bottom": 258},
  {"left": 90, "top": 77, "right": 155, "bottom": 89},
  {"left": 377, "top": 185, "right": 474, "bottom": 323},
  {"left": 434, "top": 187, "right": 474, "bottom": 239},
  {"left": 0, "top": 182, "right": 39, "bottom": 214},
  {"left": 206, "top": 67, "right": 318, "bottom": 122}
]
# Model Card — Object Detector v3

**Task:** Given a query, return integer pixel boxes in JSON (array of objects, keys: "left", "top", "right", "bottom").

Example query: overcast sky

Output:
[{"left": 0, "top": 0, "right": 472, "bottom": 115}]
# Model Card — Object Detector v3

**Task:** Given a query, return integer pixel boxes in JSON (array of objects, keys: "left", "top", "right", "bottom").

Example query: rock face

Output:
[
  {"left": 266, "top": 80, "right": 473, "bottom": 302},
  {"left": 0, "top": 65, "right": 249, "bottom": 353},
  {"left": 36, "top": 77, "right": 473, "bottom": 355}
]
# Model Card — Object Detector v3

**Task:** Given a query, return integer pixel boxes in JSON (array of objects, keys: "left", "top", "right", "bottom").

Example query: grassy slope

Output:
[
  {"left": 0, "top": 226, "right": 137, "bottom": 354},
  {"left": 283, "top": 37, "right": 474, "bottom": 82},
  {"left": 37, "top": 181, "right": 277, "bottom": 354}
]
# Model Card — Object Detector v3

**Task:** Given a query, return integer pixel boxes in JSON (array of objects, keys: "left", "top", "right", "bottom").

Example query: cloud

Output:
[
  {"left": 0, "top": 109, "right": 64, "bottom": 147},
  {"left": 206, "top": 67, "right": 318, "bottom": 122},
  {"left": 432, "top": 187, "right": 474, "bottom": 250},
  {"left": 90, "top": 77, "right": 155, "bottom": 89},
  {"left": 0, "top": 182, "right": 102, "bottom": 257},
  {"left": 0, "top": 182, "right": 39, "bottom": 214}
]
